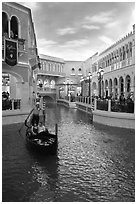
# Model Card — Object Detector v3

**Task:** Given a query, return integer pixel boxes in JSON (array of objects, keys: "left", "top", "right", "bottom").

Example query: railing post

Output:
[
  {"left": 108, "top": 99, "right": 111, "bottom": 112},
  {"left": 90, "top": 97, "right": 92, "bottom": 107},
  {"left": 94, "top": 98, "right": 97, "bottom": 110},
  {"left": 11, "top": 99, "right": 14, "bottom": 110}
]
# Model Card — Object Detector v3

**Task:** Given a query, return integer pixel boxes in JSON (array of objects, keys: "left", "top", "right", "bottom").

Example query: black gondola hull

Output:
[{"left": 26, "top": 130, "right": 58, "bottom": 154}]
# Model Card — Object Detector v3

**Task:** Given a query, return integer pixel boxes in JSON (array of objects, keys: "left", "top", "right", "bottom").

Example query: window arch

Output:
[
  {"left": 125, "top": 75, "right": 131, "bottom": 93},
  {"left": 2, "top": 12, "right": 9, "bottom": 37},
  {"left": 119, "top": 76, "right": 124, "bottom": 95},
  {"left": 50, "top": 80, "right": 55, "bottom": 88},
  {"left": 123, "top": 46, "right": 125, "bottom": 60},
  {"left": 10, "top": 16, "right": 18, "bottom": 39},
  {"left": 44, "top": 79, "right": 49, "bottom": 87},
  {"left": 129, "top": 42, "right": 132, "bottom": 57},
  {"left": 109, "top": 79, "right": 113, "bottom": 97},
  {"left": 71, "top": 68, "right": 75, "bottom": 75},
  {"left": 78, "top": 68, "right": 82, "bottom": 75}
]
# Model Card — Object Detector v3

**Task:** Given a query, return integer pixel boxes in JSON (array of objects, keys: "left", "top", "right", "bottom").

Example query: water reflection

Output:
[
  {"left": 2, "top": 102, "right": 135, "bottom": 202},
  {"left": 29, "top": 154, "right": 59, "bottom": 202}
]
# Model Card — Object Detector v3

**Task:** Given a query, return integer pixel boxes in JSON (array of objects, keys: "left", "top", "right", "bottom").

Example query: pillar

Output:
[
  {"left": 20, "top": 82, "right": 31, "bottom": 110},
  {"left": 94, "top": 98, "right": 97, "bottom": 110},
  {"left": 108, "top": 99, "right": 111, "bottom": 112}
]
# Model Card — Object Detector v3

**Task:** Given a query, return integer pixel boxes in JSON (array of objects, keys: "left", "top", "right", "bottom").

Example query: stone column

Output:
[
  {"left": 108, "top": 99, "right": 111, "bottom": 112},
  {"left": 94, "top": 98, "right": 97, "bottom": 110},
  {"left": 20, "top": 82, "right": 31, "bottom": 111}
]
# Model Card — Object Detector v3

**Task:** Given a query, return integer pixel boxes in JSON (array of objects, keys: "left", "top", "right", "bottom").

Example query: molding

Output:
[{"left": 3, "top": 2, "right": 29, "bottom": 14}]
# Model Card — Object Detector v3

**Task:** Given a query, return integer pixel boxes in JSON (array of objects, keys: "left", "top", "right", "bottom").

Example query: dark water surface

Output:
[{"left": 2, "top": 103, "right": 135, "bottom": 202}]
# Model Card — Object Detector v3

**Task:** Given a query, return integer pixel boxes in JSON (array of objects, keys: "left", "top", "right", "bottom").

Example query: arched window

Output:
[
  {"left": 119, "top": 48, "right": 122, "bottom": 61},
  {"left": 44, "top": 79, "right": 49, "bottom": 87},
  {"left": 123, "top": 46, "right": 125, "bottom": 60},
  {"left": 78, "top": 68, "right": 82, "bottom": 75},
  {"left": 129, "top": 42, "right": 132, "bottom": 57},
  {"left": 119, "top": 76, "right": 124, "bottom": 95},
  {"left": 10, "top": 16, "right": 18, "bottom": 39},
  {"left": 109, "top": 79, "right": 113, "bottom": 97},
  {"left": 125, "top": 75, "right": 131, "bottom": 93},
  {"left": 2, "top": 12, "right": 9, "bottom": 37},
  {"left": 71, "top": 68, "right": 75, "bottom": 75},
  {"left": 50, "top": 80, "right": 55, "bottom": 88},
  {"left": 114, "top": 78, "right": 118, "bottom": 98},
  {"left": 37, "top": 78, "right": 43, "bottom": 87}
]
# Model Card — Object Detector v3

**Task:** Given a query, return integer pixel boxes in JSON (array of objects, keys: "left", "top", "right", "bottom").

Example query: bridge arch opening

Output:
[
  {"left": 2, "top": 71, "right": 23, "bottom": 100},
  {"left": 43, "top": 95, "right": 55, "bottom": 103}
]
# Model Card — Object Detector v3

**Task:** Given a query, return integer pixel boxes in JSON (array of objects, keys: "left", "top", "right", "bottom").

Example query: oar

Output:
[{"left": 19, "top": 108, "right": 34, "bottom": 133}]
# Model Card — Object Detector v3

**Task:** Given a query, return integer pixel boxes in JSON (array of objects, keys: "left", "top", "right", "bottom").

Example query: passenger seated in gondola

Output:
[
  {"left": 31, "top": 123, "right": 38, "bottom": 137},
  {"left": 38, "top": 122, "right": 45, "bottom": 134},
  {"left": 37, "top": 122, "right": 49, "bottom": 140}
]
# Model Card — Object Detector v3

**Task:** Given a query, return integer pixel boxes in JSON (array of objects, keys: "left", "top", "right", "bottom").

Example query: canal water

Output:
[{"left": 2, "top": 103, "right": 135, "bottom": 202}]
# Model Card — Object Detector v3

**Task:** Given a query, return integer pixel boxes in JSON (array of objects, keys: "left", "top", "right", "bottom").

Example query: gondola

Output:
[
  {"left": 26, "top": 128, "right": 58, "bottom": 154},
  {"left": 24, "top": 111, "right": 58, "bottom": 154}
]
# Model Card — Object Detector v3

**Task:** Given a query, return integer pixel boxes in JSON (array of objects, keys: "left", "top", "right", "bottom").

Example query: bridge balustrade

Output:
[
  {"left": 37, "top": 87, "right": 56, "bottom": 93},
  {"left": 97, "top": 99, "right": 108, "bottom": 111}
]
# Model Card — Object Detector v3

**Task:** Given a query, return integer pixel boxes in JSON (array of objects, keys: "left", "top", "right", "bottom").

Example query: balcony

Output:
[
  {"left": 37, "top": 87, "right": 56, "bottom": 94},
  {"left": 36, "top": 69, "right": 66, "bottom": 77}
]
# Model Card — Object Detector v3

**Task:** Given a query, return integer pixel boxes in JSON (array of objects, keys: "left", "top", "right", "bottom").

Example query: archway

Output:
[
  {"left": 125, "top": 75, "right": 131, "bottom": 98},
  {"left": 101, "top": 80, "right": 104, "bottom": 98},
  {"left": 105, "top": 79, "right": 108, "bottom": 98},
  {"left": 109, "top": 79, "right": 112, "bottom": 98},
  {"left": 119, "top": 76, "right": 124, "bottom": 96},
  {"left": 114, "top": 78, "right": 118, "bottom": 99},
  {"left": 2, "top": 71, "right": 23, "bottom": 99},
  {"left": 10, "top": 16, "right": 18, "bottom": 39},
  {"left": 2, "top": 12, "right": 9, "bottom": 37},
  {"left": 92, "top": 82, "right": 97, "bottom": 96}
]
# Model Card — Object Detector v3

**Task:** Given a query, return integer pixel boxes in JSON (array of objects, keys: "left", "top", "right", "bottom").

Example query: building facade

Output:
[
  {"left": 57, "top": 61, "right": 83, "bottom": 99},
  {"left": 2, "top": 2, "right": 39, "bottom": 110},
  {"left": 33, "top": 54, "right": 65, "bottom": 100},
  {"left": 83, "top": 25, "right": 135, "bottom": 101}
]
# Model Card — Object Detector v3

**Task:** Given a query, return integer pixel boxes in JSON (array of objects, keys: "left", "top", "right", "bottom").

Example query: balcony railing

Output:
[
  {"left": 36, "top": 69, "right": 66, "bottom": 77},
  {"left": 37, "top": 87, "right": 56, "bottom": 93}
]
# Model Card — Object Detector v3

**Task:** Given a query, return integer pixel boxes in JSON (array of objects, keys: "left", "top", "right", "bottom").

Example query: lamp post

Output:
[
  {"left": 66, "top": 79, "right": 69, "bottom": 99},
  {"left": 80, "top": 77, "right": 84, "bottom": 96},
  {"left": 97, "top": 67, "right": 104, "bottom": 98}
]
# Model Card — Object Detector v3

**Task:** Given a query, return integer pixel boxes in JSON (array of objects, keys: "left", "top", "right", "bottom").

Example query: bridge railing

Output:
[
  {"left": 76, "top": 96, "right": 93, "bottom": 105},
  {"left": 97, "top": 99, "right": 108, "bottom": 111},
  {"left": 37, "top": 87, "right": 56, "bottom": 93}
]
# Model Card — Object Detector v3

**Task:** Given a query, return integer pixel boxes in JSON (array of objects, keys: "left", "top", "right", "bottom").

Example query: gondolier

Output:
[{"left": 31, "top": 103, "right": 40, "bottom": 126}]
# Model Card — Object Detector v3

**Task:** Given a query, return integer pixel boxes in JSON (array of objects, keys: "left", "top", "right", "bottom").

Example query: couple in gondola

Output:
[{"left": 31, "top": 122, "right": 46, "bottom": 136}]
